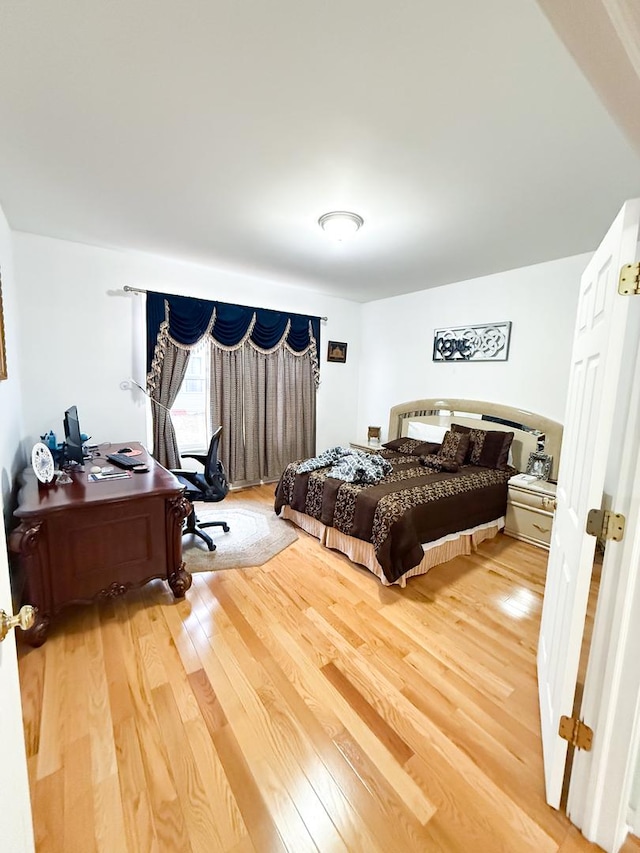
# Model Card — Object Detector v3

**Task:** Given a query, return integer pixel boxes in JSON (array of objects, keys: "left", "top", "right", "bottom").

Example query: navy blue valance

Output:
[{"left": 146, "top": 291, "right": 321, "bottom": 376}]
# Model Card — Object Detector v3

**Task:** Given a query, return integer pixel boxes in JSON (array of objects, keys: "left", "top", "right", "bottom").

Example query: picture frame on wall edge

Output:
[{"left": 0, "top": 271, "right": 7, "bottom": 381}]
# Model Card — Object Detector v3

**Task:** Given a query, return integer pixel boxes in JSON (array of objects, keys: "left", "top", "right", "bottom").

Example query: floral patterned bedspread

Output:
[{"left": 275, "top": 448, "right": 511, "bottom": 583}]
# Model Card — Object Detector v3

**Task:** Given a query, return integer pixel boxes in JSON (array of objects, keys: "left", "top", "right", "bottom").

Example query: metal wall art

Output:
[{"left": 433, "top": 321, "right": 511, "bottom": 362}]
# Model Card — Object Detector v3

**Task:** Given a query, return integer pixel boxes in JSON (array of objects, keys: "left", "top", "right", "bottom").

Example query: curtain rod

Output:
[{"left": 123, "top": 285, "right": 328, "bottom": 322}]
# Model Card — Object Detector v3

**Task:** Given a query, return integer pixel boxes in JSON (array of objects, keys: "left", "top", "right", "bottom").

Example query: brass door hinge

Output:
[
  {"left": 619, "top": 263, "right": 640, "bottom": 295},
  {"left": 586, "top": 508, "right": 625, "bottom": 541},
  {"left": 559, "top": 715, "right": 593, "bottom": 751}
]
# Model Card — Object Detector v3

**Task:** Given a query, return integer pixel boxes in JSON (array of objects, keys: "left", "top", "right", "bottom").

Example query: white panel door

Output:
[
  {"left": 567, "top": 325, "right": 640, "bottom": 850},
  {"left": 537, "top": 199, "right": 640, "bottom": 808},
  {"left": 0, "top": 492, "right": 34, "bottom": 851}
]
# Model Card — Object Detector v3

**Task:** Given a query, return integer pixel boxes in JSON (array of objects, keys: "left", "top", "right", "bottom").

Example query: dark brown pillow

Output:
[
  {"left": 382, "top": 437, "right": 441, "bottom": 456},
  {"left": 451, "top": 423, "right": 513, "bottom": 469},
  {"left": 438, "top": 430, "right": 470, "bottom": 466},
  {"left": 420, "top": 454, "right": 460, "bottom": 472},
  {"left": 414, "top": 441, "right": 442, "bottom": 456},
  {"left": 450, "top": 423, "right": 478, "bottom": 462}
]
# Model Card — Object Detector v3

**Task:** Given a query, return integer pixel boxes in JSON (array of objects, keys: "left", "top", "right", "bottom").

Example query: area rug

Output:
[{"left": 182, "top": 499, "right": 298, "bottom": 572}]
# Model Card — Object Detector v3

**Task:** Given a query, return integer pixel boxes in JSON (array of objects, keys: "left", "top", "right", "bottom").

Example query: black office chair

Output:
[{"left": 172, "top": 426, "right": 230, "bottom": 551}]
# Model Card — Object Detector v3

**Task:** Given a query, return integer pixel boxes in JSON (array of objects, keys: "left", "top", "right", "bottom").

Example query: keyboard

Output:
[{"left": 106, "top": 453, "right": 142, "bottom": 470}]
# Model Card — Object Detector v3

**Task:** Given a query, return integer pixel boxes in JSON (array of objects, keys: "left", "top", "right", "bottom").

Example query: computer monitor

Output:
[{"left": 63, "top": 405, "right": 85, "bottom": 466}]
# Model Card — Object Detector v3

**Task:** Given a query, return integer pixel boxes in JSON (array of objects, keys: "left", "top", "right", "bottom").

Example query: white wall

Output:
[
  {"left": 13, "top": 232, "right": 362, "bottom": 455},
  {"left": 11, "top": 233, "right": 587, "bottom": 462},
  {"left": 357, "top": 253, "right": 589, "bottom": 440},
  {"left": 0, "top": 206, "right": 26, "bottom": 518}
]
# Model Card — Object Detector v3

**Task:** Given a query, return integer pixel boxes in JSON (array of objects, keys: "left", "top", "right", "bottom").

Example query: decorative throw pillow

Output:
[
  {"left": 420, "top": 453, "right": 441, "bottom": 469},
  {"left": 382, "top": 438, "right": 441, "bottom": 456},
  {"left": 420, "top": 454, "right": 459, "bottom": 473},
  {"left": 451, "top": 423, "right": 514, "bottom": 469},
  {"left": 438, "top": 430, "right": 470, "bottom": 466},
  {"left": 450, "top": 423, "right": 480, "bottom": 462}
]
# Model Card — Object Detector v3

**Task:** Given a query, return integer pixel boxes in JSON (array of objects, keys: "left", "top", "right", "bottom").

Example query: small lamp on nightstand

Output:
[{"left": 367, "top": 426, "right": 381, "bottom": 444}]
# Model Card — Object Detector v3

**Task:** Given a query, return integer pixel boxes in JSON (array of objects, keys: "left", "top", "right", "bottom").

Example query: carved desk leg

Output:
[
  {"left": 9, "top": 519, "right": 52, "bottom": 646},
  {"left": 166, "top": 492, "right": 192, "bottom": 598},
  {"left": 168, "top": 564, "right": 192, "bottom": 598}
]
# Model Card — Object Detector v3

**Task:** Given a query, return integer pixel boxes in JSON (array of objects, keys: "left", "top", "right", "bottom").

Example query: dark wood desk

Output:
[{"left": 9, "top": 443, "right": 191, "bottom": 646}]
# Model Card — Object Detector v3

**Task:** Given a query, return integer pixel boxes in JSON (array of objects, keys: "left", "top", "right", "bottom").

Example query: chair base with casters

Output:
[
  {"left": 182, "top": 501, "right": 230, "bottom": 552},
  {"left": 170, "top": 426, "right": 231, "bottom": 552}
]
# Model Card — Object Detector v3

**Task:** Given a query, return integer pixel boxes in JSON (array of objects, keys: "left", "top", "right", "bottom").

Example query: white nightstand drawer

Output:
[
  {"left": 505, "top": 503, "right": 554, "bottom": 549},
  {"left": 509, "top": 485, "right": 557, "bottom": 513},
  {"left": 505, "top": 477, "right": 556, "bottom": 549}
]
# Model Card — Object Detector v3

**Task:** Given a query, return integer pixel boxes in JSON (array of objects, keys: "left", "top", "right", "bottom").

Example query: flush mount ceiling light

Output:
[{"left": 318, "top": 210, "right": 364, "bottom": 240}]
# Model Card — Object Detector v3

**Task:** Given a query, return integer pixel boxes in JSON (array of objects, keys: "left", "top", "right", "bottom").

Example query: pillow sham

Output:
[
  {"left": 406, "top": 421, "right": 447, "bottom": 443},
  {"left": 451, "top": 423, "right": 513, "bottom": 469},
  {"left": 438, "top": 430, "right": 470, "bottom": 466},
  {"left": 382, "top": 437, "right": 441, "bottom": 456}
]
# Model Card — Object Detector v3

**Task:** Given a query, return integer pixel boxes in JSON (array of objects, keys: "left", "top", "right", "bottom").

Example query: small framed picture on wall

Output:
[{"left": 327, "top": 341, "right": 347, "bottom": 363}]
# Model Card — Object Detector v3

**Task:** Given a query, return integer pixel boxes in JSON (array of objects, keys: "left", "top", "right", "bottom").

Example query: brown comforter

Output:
[{"left": 275, "top": 449, "right": 512, "bottom": 583}]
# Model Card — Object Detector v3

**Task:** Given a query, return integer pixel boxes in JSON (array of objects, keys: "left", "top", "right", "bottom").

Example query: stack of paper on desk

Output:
[{"left": 88, "top": 471, "right": 131, "bottom": 482}]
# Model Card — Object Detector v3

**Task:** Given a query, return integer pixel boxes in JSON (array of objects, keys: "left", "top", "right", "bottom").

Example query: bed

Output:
[{"left": 275, "top": 398, "right": 563, "bottom": 586}]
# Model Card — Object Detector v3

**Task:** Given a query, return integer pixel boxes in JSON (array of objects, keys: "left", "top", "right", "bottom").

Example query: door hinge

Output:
[
  {"left": 559, "top": 715, "right": 593, "bottom": 751},
  {"left": 586, "top": 508, "right": 625, "bottom": 541},
  {"left": 619, "top": 262, "right": 640, "bottom": 295}
]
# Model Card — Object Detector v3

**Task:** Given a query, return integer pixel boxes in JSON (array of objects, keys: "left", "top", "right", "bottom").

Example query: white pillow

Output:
[{"left": 406, "top": 421, "right": 447, "bottom": 443}]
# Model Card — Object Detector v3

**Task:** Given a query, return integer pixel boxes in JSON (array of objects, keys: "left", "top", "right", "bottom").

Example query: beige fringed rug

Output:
[{"left": 182, "top": 499, "right": 298, "bottom": 572}]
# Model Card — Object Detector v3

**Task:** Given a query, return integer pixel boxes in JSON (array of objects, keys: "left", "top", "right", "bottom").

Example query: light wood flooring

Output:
[{"left": 17, "top": 485, "right": 638, "bottom": 852}]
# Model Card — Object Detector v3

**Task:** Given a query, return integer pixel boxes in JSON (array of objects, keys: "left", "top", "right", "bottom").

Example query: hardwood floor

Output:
[{"left": 17, "top": 485, "right": 632, "bottom": 852}]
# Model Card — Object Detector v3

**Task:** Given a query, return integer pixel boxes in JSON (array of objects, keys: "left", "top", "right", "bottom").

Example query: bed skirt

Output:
[{"left": 279, "top": 507, "right": 505, "bottom": 587}]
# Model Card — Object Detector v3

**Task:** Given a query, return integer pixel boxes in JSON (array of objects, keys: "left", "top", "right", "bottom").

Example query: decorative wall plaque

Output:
[{"left": 433, "top": 321, "right": 511, "bottom": 362}]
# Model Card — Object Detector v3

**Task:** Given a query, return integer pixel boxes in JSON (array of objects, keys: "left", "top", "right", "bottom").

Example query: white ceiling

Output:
[{"left": 0, "top": 0, "right": 639, "bottom": 303}]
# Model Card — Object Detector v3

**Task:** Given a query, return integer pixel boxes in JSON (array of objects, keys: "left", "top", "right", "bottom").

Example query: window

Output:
[{"left": 171, "top": 346, "right": 210, "bottom": 452}]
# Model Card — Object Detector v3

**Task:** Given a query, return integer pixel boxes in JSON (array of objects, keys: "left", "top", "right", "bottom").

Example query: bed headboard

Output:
[{"left": 388, "top": 398, "right": 563, "bottom": 481}]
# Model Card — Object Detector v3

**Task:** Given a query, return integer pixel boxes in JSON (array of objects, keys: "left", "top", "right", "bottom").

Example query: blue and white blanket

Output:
[{"left": 297, "top": 445, "right": 392, "bottom": 485}]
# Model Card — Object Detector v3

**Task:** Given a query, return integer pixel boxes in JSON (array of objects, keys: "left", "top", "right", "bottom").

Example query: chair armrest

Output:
[
  {"left": 171, "top": 469, "right": 201, "bottom": 489},
  {"left": 181, "top": 453, "right": 207, "bottom": 466}
]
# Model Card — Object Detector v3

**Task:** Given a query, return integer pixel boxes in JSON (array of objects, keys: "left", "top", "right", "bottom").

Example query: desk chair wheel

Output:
[{"left": 183, "top": 506, "right": 217, "bottom": 551}]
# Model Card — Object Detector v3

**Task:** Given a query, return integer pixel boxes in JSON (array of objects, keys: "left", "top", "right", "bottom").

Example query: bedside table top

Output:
[
  {"left": 350, "top": 439, "right": 383, "bottom": 452},
  {"left": 509, "top": 473, "right": 557, "bottom": 495}
]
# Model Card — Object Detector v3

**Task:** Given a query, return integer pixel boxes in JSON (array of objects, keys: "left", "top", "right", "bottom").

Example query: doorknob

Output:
[{"left": 0, "top": 605, "right": 36, "bottom": 642}]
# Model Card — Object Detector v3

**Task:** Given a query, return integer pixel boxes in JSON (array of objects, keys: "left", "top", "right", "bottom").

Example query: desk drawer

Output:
[{"left": 505, "top": 503, "right": 553, "bottom": 549}]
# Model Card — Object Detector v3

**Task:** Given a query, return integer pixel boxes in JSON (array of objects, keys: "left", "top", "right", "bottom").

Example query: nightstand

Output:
[
  {"left": 505, "top": 475, "right": 557, "bottom": 550},
  {"left": 349, "top": 439, "right": 383, "bottom": 453}
]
